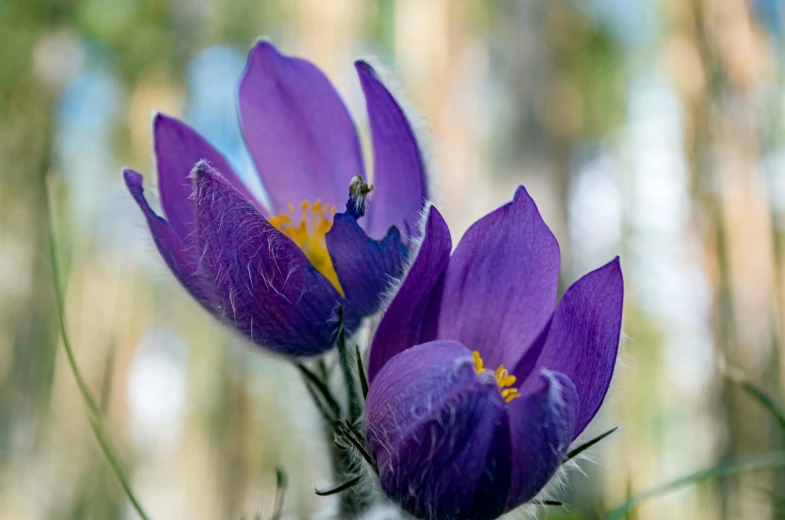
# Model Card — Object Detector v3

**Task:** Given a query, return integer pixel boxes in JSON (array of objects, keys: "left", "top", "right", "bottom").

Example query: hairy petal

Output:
[
  {"left": 365, "top": 341, "right": 510, "bottom": 520},
  {"left": 505, "top": 370, "right": 578, "bottom": 508},
  {"left": 238, "top": 40, "right": 364, "bottom": 214},
  {"left": 355, "top": 61, "right": 426, "bottom": 240},
  {"left": 154, "top": 113, "right": 263, "bottom": 240},
  {"left": 123, "top": 169, "right": 206, "bottom": 305},
  {"left": 518, "top": 258, "right": 624, "bottom": 438},
  {"left": 422, "top": 186, "right": 560, "bottom": 370},
  {"left": 368, "top": 205, "right": 452, "bottom": 382},
  {"left": 191, "top": 161, "right": 341, "bottom": 356},
  {"left": 325, "top": 212, "right": 408, "bottom": 330}
]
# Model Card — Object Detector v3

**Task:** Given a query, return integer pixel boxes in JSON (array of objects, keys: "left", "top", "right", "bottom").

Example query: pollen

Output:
[
  {"left": 268, "top": 199, "right": 343, "bottom": 295},
  {"left": 472, "top": 350, "right": 521, "bottom": 404}
]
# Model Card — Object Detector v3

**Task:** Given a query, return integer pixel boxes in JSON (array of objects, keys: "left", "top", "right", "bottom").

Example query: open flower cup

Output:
[
  {"left": 124, "top": 41, "right": 427, "bottom": 357},
  {"left": 364, "top": 188, "right": 624, "bottom": 520}
]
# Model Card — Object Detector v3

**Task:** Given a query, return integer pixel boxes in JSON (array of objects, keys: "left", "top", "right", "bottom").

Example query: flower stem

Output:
[
  {"left": 335, "top": 307, "right": 362, "bottom": 423},
  {"left": 45, "top": 176, "right": 151, "bottom": 520}
]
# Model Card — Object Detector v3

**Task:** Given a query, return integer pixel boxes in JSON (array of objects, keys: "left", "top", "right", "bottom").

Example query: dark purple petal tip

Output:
[
  {"left": 368, "top": 204, "right": 452, "bottom": 382},
  {"left": 418, "top": 184, "right": 560, "bottom": 370},
  {"left": 122, "top": 168, "right": 205, "bottom": 304},
  {"left": 355, "top": 59, "right": 427, "bottom": 240},
  {"left": 325, "top": 211, "right": 407, "bottom": 330},
  {"left": 153, "top": 112, "right": 262, "bottom": 240}
]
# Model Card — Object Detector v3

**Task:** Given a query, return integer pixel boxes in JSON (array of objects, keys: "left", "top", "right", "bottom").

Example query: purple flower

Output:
[
  {"left": 364, "top": 188, "right": 623, "bottom": 520},
  {"left": 124, "top": 41, "right": 427, "bottom": 356}
]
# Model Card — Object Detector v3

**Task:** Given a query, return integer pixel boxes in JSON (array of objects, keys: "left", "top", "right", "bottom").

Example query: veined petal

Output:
[
  {"left": 422, "top": 186, "right": 560, "bottom": 370},
  {"left": 505, "top": 370, "right": 578, "bottom": 508},
  {"left": 154, "top": 113, "right": 263, "bottom": 240},
  {"left": 518, "top": 258, "right": 623, "bottom": 438},
  {"left": 238, "top": 40, "right": 364, "bottom": 214},
  {"left": 324, "top": 212, "right": 408, "bottom": 330},
  {"left": 365, "top": 340, "right": 511, "bottom": 520},
  {"left": 191, "top": 161, "right": 341, "bottom": 356},
  {"left": 355, "top": 61, "right": 427, "bottom": 240},
  {"left": 368, "top": 205, "right": 452, "bottom": 382},
  {"left": 123, "top": 169, "right": 206, "bottom": 305}
]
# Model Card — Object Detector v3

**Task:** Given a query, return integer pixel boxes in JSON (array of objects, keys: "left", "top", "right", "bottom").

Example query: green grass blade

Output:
[
  {"left": 738, "top": 381, "right": 785, "bottom": 431},
  {"left": 603, "top": 452, "right": 785, "bottom": 520},
  {"left": 269, "top": 467, "right": 287, "bottom": 520},
  {"left": 46, "top": 177, "right": 151, "bottom": 520}
]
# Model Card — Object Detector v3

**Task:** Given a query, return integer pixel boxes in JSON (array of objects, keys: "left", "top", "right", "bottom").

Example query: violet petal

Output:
[
  {"left": 505, "top": 370, "right": 578, "bottom": 508},
  {"left": 355, "top": 61, "right": 427, "bottom": 240},
  {"left": 191, "top": 161, "right": 341, "bottom": 356},
  {"left": 422, "top": 186, "right": 560, "bottom": 370},
  {"left": 238, "top": 40, "right": 364, "bottom": 214},
  {"left": 517, "top": 257, "right": 623, "bottom": 438},
  {"left": 368, "top": 205, "right": 452, "bottom": 382},
  {"left": 324, "top": 212, "right": 408, "bottom": 330},
  {"left": 154, "top": 113, "right": 263, "bottom": 240},
  {"left": 123, "top": 169, "right": 206, "bottom": 305}
]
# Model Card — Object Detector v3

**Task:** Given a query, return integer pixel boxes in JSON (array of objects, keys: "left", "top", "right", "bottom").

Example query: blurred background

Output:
[{"left": 2, "top": 0, "right": 785, "bottom": 518}]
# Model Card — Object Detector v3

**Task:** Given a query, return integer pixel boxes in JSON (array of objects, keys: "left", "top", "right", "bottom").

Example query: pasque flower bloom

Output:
[
  {"left": 124, "top": 41, "right": 427, "bottom": 356},
  {"left": 364, "top": 188, "right": 624, "bottom": 520}
]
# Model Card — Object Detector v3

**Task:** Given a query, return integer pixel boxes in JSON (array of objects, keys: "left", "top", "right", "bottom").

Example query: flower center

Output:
[
  {"left": 472, "top": 350, "right": 521, "bottom": 404},
  {"left": 268, "top": 199, "right": 343, "bottom": 295}
]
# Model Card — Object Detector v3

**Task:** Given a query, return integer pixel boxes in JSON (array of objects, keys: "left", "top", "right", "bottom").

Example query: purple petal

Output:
[
  {"left": 355, "top": 61, "right": 427, "bottom": 240},
  {"left": 123, "top": 169, "right": 206, "bottom": 304},
  {"left": 191, "top": 161, "right": 342, "bottom": 356},
  {"left": 324, "top": 212, "right": 408, "bottom": 329},
  {"left": 505, "top": 370, "right": 578, "bottom": 507},
  {"left": 238, "top": 40, "right": 364, "bottom": 214},
  {"left": 365, "top": 340, "right": 511, "bottom": 520},
  {"left": 422, "top": 186, "right": 560, "bottom": 370},
  {"left": 518, "top": 258, "right": 623, "bottom": 438},
  {"left": 368, "top": 205, "right": 452, "bottom": 382},
  {"left": 153, "top": 113, "right": 263, "bottom": 240}
]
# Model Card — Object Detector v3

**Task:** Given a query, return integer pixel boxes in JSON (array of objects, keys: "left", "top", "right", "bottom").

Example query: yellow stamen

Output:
[
  {"left": 471, "top": 350, "right": 521, "bottom": 404},
  {"left": 269, "top": 199, "right": 342, "bottom": 295},
  {"left": 472, "top": 350, "right": 484, "bottom": 373}
]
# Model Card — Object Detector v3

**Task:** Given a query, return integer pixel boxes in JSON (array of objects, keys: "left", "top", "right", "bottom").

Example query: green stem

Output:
[
  {"left": 45, "top": 177, "right": 151, "bottom": 520},
  {"left": 335, "top": 307, "right": 361, "bottom": 423}
]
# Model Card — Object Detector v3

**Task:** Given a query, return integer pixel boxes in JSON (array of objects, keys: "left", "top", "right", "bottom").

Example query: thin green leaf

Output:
[
  {"left": 564, "top": 426, "right": 619, "bottom": 463},
  {"left": 356, "top": 344, "right": 369, "bottom": 400},
  {"left": 315, "top": 476, "right": 362, "bottom": 497},
  {"left": 45, "top": 177, "right": 150, "bottom": 520},
  {"left": 302, "top": 378, "right": 336, "bottom": 424},
  {"left": 534, "top": 500, "right": 564, "bottom": 507},
  {"left": 738, "top": 381, "right": 785, "bottom": 431},
  {"left": 603, "top": 451, "right": 785, "bottom": 520},
  {"left": 296, "top": 362, "right": 341, "bottom": 419},
  {"left": 269, "top": 467, "right": 287, "bottom": 520},
  {"left": 334, "top": 420, "right": 375, "bottom": 468}
]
